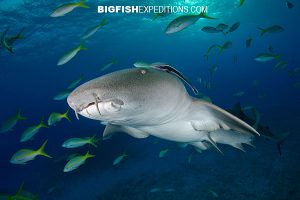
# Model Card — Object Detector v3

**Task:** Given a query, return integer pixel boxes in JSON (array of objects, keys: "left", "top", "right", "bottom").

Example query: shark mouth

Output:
[{"left": 73, "top": 93, "right": 103, "bottom": 120}]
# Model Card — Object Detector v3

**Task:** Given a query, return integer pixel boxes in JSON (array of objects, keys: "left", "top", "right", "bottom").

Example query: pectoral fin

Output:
[{"left": 103, "top": 123, "right": 149, "bottom": 140}]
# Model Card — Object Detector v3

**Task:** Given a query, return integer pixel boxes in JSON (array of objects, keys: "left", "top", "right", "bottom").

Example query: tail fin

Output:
[
  {"left": 237, "top": 0, "right": 245, "bottom": 7},
  {"left": 16, "top": 27, "right": 25, "bottom": 39},
  {"left": 85, "top": 151, "right": 95, "bottom": 159},
  {"left": 78, "top": 0, "right": 89, "bottom": 8},
  {"left": 152, "top": 14, "right": 160, "bottom": 21},
  {"left": 199, "top": 12, "right": 216, "bottom": 20},
  {"left": 123, "top": 151, "right": 129, "bottom": 157},
  {"left": 89, "top": 134, "right": 100, "bottom": 148},
  {"left": 216, "top": 45, "right": 224, "bottom": 54},
  {"left": 39, "top": 117, "right": 49, "bottom": 128},
  {"left": 16, "top": 182, "right": 25, "bottom": 195},
  {"left": 274, "top": 54, "right": 281, "bottom": 60},
  {"left": 17, "top": 110, "right": 26, "bottom": 120},
  {"left": 37, "top": 140, "right": 52, "bottom": 158},
  {"left": 257, "top": 27, "right": 267, "bottom": 37},
  {"left": 111, "top": 59, "right": 118, "bottom": 64},
  {"left": 62, "top": 109, "right": 71, "bottom": 122},
  {"left": 79, "top": 43, "right": 88, "bottom": 51},
  {"left": 98, "top": 18, "right": 107, "bottom": 27}
]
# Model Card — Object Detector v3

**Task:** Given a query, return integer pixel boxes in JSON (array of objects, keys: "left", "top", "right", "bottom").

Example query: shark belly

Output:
[{"left": 138, "top": 120, "right": 205, "bottom": 143}]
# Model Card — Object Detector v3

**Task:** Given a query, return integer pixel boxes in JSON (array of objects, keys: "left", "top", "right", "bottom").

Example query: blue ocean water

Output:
[{"left": 0, "top": 0, "right": 300, "bottom": 199}]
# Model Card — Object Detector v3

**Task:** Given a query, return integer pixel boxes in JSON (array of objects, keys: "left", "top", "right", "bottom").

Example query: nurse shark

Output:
[{"left": 67, "top": 67, "right": 259, "bottom": 153}]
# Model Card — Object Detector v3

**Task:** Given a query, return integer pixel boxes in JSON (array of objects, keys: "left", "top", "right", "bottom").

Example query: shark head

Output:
[{"left": 67, "top": 68, "right": 189, "bottom": 125}]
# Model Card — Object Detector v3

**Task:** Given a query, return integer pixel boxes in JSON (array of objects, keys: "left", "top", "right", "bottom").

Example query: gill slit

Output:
[{"left": 93, "top": 93, "right": 102, "bottom": 116}]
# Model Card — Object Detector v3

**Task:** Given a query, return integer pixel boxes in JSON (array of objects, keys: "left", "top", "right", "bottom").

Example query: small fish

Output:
[
  {"left": 53, "top": 89, "right": 71, "bottom": 101},
  {"left": 288, "top": 67, "right": 300, "bottom": 77},
  {"left": 234, "top": 91, "right": 245, "bottom": 97},
  {"left": 159, "top": 149, "right": 169, "bottom": 158},
  {"left": 208, "top": 189, "right": 219, "bottom": 198},
  {"left": 113, "top": 152, "right": 128, "bottom": 165},
  {"left": 81, "top": 19, "right": 107, "bottom": 40},
  {"left": 254, "top": 53, "right": 280, "bottom": 62},
  {"left": 0, "top": 27, "right": 13, "bottom": 53},
  {"left": 165, "top": 12, "right": 215, "bottom": 34},
  {"left": 47, "top": 186, "right": 57, "bottom": 194},
  {"left": 149, "top": 188, "right": 161, "bottom": 193},
  {"left": 50, "top": 0, "right": 89, "bottom": 17},
  {"left": 204, "top": 44, "right": 218, "bottom": 60},
  {"left": 177, "top": 143, "right": 188, "bottom": 148},
  {"left": 217, "top": 41, "right": 232, "bottom": 54},
  {"left": 48, "top": 110, "right": 71, "bottom": 126},
  {"left": 63, "top": 151, "right": 95, "bottom": 172},
  {"left": 165, "top": 188, "right": 176, "bottom": 192},
  {"left": 226, "top": 22, "right": 240, "bottom": 34},
  {"left": 67, "top": 76, "right": 84, "bottom": 89},
  {"left": 274, "top": 61, "right": 287, "bottom": 70},
  {"left": 209, "top": 64, "right": 218, "bottom": 76},
  {"left": 1, "top": 27, "right": 25, "bottom": 48},
  {"left": 62, "top": 135, "right": 100, "bottom": 148},
  {"left": 153, "top": 138, "right": 159, "bottom": 144},
  {"left": 153, "top": 7, "right": 171, "bottom": 20},
  {"left": 242, "top": 105, "right": 254, "bottom": 111},
  {"left": 257, "top": 25, "right": 284, "bottom": 37},
  {"left": 20, "top": 118, "right": 49, "bottom": 142},
  {"left": 246, "top": 37, "right": 252, "bottom": 48},
  {"left": 8, "top": 183, "right": 38, "bottom": 200},
  {"left": 1, "top": 110, "right": 26, "bottom": 133},
  {"left": 100, "top": 59, "right": 118, "bottom": 71},
  {"left": 201, "top": 26, "right": 221, "bottom": 33},
  {"left": 57, "top": 43, "right": 87, "bottom": 66},
  {"left": 188, "top": 151, "right": 194, "bottom": 164},
  {"left": 286, "top": 1, "right": 294, "bottom": 9},
  {"left": 133, "top": 61, "right": 151, "bottom": 68},
  {"left": 196, "top": 77, "right": 202, "bottom": 84},
  {"left": 10, "top": 140, "right": 52, "bottom": 165},
  {"left": 216, "top": 23, "right": 229, "bottom": 32},
  {"left": 237, "top": 0, "right": 245, "bottom": 8}
]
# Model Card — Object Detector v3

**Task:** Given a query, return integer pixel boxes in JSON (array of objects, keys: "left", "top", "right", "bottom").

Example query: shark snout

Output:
[{"left": 67, "top": 94, "right": 76, "bottom": 111}]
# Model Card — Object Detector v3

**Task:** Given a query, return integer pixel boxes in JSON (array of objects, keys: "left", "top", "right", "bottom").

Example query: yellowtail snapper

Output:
[
  {"left": 63, "top": 151, "right": 95, "bottom": 172},
  {"left": 20, "top": 118, "right": 49, "bottom": 142},
  {"left": 165, "top": 12, "right": 215, "bottom": 34},
  {"left": 10, "top": 140, "right": 52, "bottom": 165},
  {"left": 57, "top": 43, "right": 87, "bottom": 66},
  {"left": 113, "top": 151, "right": 128, "bottom": 165},
  {"left": 81, "top": 18, "right": 107, "bottom": 40},
  {"left": 1, "top": 110, "right": 26, "bottom": 133},
  {"left": 62, "top": 134, "right": 100, "bottom": 148},
  {"left": 50, "top": 0, "right": 89, "bottom": 17},
  {"left": 48, "top": 110, "right": 71, "bottom": 126}
]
